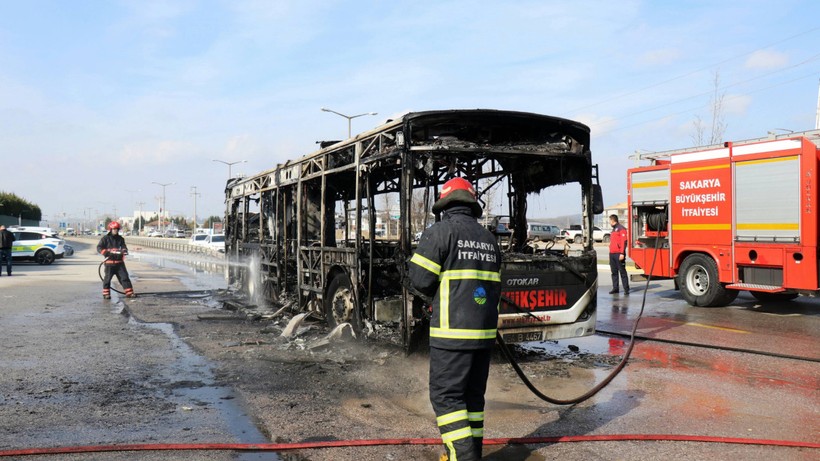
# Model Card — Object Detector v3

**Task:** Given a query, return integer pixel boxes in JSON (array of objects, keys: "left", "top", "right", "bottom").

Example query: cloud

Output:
[
  {"left": 722, "top": 94, "right": 752, "bottom": 116},
  {"left": 744, "top": 49, "right": 789, "bottom": 70},
  {"left": 118, "top": 139, "right": 197, "bottom": 166},
  {"left": 638, "top": 48, "right": 682, "bottom": 66}
]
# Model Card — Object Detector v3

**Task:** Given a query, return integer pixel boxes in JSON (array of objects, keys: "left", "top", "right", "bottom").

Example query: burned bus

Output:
[{"left": 224, "top": 109, "right": 603, "bottom": 351}]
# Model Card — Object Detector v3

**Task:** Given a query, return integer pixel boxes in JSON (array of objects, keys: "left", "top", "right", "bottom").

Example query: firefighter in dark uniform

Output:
[
  {"left": 409, "top": 177, "right": 502, "bottom": 461},
  {"left": 97, "top": 221, "right": 136, "bottom": 299}
]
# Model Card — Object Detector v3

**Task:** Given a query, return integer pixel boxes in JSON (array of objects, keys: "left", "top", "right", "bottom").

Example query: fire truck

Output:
[{"left": 627, "top": 129, "right": 820, "bottom": 306}]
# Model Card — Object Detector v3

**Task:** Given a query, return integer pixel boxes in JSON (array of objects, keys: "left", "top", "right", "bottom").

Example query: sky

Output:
[{"left": 1, "top": 0, "right": 818, "bottom": 228}]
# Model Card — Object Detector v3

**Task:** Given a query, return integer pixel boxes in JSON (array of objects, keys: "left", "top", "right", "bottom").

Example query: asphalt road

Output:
[{"left": 0, "top": 239, "right": 817, "bottom": 461}]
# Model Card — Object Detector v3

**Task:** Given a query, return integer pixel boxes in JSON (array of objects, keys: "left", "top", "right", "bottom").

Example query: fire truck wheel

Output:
[
  {"left": 324, "top": 274, "right": 362, "bottom": 333},
  {"left": 678, "top": 253, "right": 737, "bottom": 307},
  {"left": 751, "top": 291, "right": 799, "bottom": 302}
]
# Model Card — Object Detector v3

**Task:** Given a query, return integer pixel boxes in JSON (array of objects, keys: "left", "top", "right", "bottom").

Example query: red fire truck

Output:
[{"left": 627, "top": 129, "right": 820, "bottom": 306}]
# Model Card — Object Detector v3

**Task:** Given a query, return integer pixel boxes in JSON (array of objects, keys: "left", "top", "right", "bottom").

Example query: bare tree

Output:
[{"left": 691, "top": 70, "right": 727, "bottom": 146}]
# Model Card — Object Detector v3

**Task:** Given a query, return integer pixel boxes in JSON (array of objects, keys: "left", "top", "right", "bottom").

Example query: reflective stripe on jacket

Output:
[
  {"left": 97, "top": 233, "right": 129, "bottom": 265},
  {"left": 409, "top": 206, "right": 502, "bottom": 350}
]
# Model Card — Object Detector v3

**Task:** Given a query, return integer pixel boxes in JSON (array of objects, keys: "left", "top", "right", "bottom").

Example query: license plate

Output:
[{"left": 502, "top": 331, "right": 543, "bottom": 343}]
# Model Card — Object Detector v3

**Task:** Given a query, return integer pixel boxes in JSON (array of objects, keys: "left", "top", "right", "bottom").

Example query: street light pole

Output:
[
  {"left": 190, "top": 186, "right": 201, "bottom": 231},
  {"left": 212, "top": 159, "right": 247, "bottom": 179},
  {"left": 152, "top": 182, "right": 174, "bottom": 234},
  {"left": 321, "top": 107, "right": 378, "bottom": 138}
]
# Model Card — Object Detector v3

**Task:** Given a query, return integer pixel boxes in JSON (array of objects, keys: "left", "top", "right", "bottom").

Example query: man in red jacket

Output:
[{"left": 608, "top": 214, "right": 629, "bottom": 295}]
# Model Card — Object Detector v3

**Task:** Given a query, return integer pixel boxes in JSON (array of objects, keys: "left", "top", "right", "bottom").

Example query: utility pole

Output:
[
  {"left": 815, "top": 78, "right": 820, "bottom": 130},
  {"left": 136, "top": 202, "right": 145, "bottom": 235},
  {"left": 190, "top": 186, "right": 201, "bottom": 231}
]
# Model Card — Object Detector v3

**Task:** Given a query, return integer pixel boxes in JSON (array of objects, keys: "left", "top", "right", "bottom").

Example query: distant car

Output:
[
  {"left": 189, "top": 234, "right": 208, "bottom": 246},
  {"left": 147, "top": 231, "right": 163, "bottom": 238},
  {"left": 526, "top": 223, "right": 560, "bottom": 241},
  {"left": 561, "top": 224, "right": 584, "bottom": 243},
  {"left": 203, "top": 233, "right": 225, "bottom": 253},
  {"left": 592, "top": 226, "right": 611, "bottom": 243},
  {"left": 168, "top": 229, "right": 186, "bottom": 238},
  {"left": 9, "top": 226, "right": 66, "bottom": 265}
]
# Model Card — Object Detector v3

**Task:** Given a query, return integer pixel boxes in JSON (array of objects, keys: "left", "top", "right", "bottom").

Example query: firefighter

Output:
[
  {"left": 97, "top": 221, "right": 136, "bottom": 299},
  {"left": 409, "top": 177, "right": 502, "bottom": 461},
  {"left": 608, "top": 214, "right": 630, "bottom": 294}
]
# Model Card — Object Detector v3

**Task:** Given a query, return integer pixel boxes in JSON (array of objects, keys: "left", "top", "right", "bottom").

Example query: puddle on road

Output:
[
  {"left": 516, "top": 334, "right": 625, "bottom": 358},
  {"left": 130, "top": 251, "right": 230, "bottom": 291},
  {"left": 115, "top": 303, "right": 283, "bottom": 461},
  {"left": 109, "top": 251, "right": 290, "bottom": 459}
]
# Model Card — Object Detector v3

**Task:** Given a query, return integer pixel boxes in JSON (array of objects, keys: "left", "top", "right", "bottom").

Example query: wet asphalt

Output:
[{"left": 0, "top": 239, "right": 817, "bottom": 461}]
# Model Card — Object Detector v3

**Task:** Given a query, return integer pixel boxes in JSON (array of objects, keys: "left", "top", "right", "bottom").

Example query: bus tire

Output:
[
  {"left": 324, "top": 274, "right": 362, "bottom": 333},
  {"left": 678, "top": 253, "right": 737, "bottom": 307},
  {"left": 751, "top": 291, "right": 798, "bottom": 302}
]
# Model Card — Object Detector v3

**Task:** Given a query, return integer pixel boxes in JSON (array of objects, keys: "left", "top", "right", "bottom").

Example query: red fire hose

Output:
[{"left": 1, "top": 434, "right": 817, "bottom": 457}]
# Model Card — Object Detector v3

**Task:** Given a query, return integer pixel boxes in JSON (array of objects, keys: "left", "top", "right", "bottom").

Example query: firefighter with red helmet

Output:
[
  {"left": 409, "top": 177, "right": 502, "bottom": 461},
  {"left": 97, "top": 221, "right": 135, "bottom": 299}
]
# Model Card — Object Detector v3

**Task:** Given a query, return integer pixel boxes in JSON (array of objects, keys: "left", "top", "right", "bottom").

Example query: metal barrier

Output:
[{"left": 123, "top": 237, "right": 225, "bottom": 258}]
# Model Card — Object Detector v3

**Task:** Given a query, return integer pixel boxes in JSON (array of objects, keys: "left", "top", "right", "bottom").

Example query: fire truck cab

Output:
[{"left": 628, "top": 129, "right": 820, "bottom": 306}]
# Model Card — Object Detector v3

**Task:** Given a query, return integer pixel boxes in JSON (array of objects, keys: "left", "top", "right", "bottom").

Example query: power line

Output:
[
  {"left": 562, "top": 26, "right": 820, "bottom": 117},
  {"left": 592, "top": 71, "right": 820, "bottom": 134},
  {"left": 587, "top": 53, "right": 820, "bottom": 128}
]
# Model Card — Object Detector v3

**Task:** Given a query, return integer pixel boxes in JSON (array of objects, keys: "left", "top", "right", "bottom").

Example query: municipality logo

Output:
[{"left": 473, "top": 286, "right": 487, "bottom": 305}]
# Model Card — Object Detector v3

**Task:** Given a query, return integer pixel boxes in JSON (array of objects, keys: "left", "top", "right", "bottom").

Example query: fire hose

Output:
[
  {"left": 0, "top": 434, "right": 816, "bottom": 457},
  {"left": 98, "top": 253, "right": 213, "bottom": 298}
]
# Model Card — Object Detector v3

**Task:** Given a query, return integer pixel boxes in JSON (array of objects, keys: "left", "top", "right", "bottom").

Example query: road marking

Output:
[{"left": 683, "top": 322, "right": 749, "bottom": 334}]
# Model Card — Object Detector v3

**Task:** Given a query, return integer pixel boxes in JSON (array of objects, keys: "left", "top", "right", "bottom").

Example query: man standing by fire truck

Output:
[
  {"left": 97, "top": 221, "right": 135, "bottom": 299},
  {"left": 609, "top": 214, "right": 630, "bottom": 295},
  {"left": 409, "top": 177, "right": 502, "bottom": 461}
]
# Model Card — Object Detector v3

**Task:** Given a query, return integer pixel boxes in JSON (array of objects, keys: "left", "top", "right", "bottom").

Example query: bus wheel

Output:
[
  {"left": 324, "top": 274, "right": 361, "bottom": 333},
  {"left": 751, "top": 291, "right": 798, "bottom": 302},
  {"left": 678, "top": 254, "right": 737, "bottom": 307}
]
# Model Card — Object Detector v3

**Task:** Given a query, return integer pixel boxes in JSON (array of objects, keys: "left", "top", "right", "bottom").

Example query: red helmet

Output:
[
  {"left": 432, "top": 177, "right": 482, "bottom": 217},
  {"left": 439, "top": 177, "right": 476, "bottom": 199},
  {"left": 107, "top": 221, "right": 121, "bottom": 231}
]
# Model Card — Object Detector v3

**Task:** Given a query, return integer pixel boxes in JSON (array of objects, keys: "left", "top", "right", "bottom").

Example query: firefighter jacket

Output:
[
  {"left": 97, "top": 233, "right": 129, "bottom": 265},
  {"left": 409, "top": 206, "right": 502, "bottom": 350},
  {"left": 609, "top": 223, "right": 628, "bottom": 255}
]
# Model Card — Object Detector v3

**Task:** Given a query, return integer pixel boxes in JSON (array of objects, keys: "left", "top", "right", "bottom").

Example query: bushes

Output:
[{"left": 0, "top": 192, "right": 42, "bottom": 221}]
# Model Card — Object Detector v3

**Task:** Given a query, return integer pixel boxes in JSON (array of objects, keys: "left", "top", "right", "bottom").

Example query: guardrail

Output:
[{"left": 120, "top": 236, "right": 225, "bottom": 257}]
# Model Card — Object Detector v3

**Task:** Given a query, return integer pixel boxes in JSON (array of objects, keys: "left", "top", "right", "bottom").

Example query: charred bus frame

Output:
[{"left": 225, "top": 109, "right": 602, "bottom": 351}]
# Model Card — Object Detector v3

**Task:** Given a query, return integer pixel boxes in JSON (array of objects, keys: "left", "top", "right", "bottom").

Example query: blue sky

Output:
[{"left": 1, "top": 0, "right": 818, "bottom": 226}]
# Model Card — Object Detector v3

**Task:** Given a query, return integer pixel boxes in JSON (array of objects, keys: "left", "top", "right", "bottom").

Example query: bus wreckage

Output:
[{"left": 224, "top": 109, "right": 604, "bottom": 351}]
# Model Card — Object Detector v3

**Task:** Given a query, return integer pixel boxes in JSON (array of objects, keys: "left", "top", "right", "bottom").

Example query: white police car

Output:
[{"left": 9, "top": 226, "right": 66, "bottom": 265}]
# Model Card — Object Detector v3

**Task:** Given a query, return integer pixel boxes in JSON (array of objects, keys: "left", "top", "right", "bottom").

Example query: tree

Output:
[
  {"left": 692, "top": 70, "right": 727, "bottom": 146},
  {"left": 203, "top": 215, "right": 222, "bottom": 228},
  {"left": 0, "top": 192, "right": 42, "bottom": 220}
]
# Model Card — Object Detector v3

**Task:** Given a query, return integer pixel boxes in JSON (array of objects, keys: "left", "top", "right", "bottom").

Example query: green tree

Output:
[{"left": 0, "top": 192, "right": 42, "bottom": 220}]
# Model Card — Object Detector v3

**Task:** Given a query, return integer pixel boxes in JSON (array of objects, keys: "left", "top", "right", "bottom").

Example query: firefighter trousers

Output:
[
  {"left": 429, "top": 347, "right": 492, "bottom": 461},
  {"left": 609, "top": 253, "right": 630, "bottom": 292},
  {"left": 103, "top": 263, "right": 134, "bottom": 297}
]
